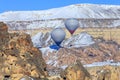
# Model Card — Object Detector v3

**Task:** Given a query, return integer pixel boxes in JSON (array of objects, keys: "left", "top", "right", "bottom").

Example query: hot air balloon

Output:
[
  {"left": 51, "top": 28, "right": 66, "bottom": 47},
  {"left": 64, "top": 18, "right": 79, "bottom": 35}
]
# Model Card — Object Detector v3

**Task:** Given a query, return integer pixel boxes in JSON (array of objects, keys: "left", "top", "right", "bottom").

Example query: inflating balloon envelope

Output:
[
  {"left": 50, "top": 28, "right": 66, "bottom": 50},
  {"left": 64, "top": 18, "right": 79, "bottom": 35}
]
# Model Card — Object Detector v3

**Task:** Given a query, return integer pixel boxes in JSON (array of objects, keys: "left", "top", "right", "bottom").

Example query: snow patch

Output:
[
  {"left": 60, "top": 65, "right": 68, "bottom": 69},
  {"left": 84, "top": 60, "right": 120, "bottom": 67}
]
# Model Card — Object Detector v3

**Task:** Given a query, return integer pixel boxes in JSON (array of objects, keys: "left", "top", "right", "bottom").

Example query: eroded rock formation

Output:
[
  {"left": 0, "top": 22, "right": 48, "bottom": 80},
  {"left": 60, "top": 60, "right": 91, "bottom": 80}
]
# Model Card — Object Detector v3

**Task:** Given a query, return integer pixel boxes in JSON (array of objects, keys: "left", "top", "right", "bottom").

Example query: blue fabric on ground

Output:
[{"left": 49, "top": 44, "right": 60, "bottom": 50}]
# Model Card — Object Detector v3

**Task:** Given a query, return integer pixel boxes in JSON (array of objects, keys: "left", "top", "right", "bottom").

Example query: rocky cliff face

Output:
[{"left": 0, "top": 22, "right": 47, "bottom": 80}]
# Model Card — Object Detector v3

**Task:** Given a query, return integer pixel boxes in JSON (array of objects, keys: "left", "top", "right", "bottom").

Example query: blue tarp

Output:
[{"left": 49, "top": 44, "right": 61, "bottom": 50}]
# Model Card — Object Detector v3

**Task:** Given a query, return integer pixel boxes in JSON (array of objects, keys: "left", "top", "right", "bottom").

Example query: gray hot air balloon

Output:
[
  {"left": 51, "top": 28, "right": 66, "bottom": 46},
  {"left": 64, "top": 18, "right": 79, "bottom": 35}
]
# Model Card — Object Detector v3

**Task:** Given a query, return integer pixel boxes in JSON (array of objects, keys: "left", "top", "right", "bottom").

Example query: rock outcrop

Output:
[
  {"left": 60, "top": 60, "right": 91, "bottom": 80},
  {"left": 0, "top": 22, "right": 48, "bottom": 80}
]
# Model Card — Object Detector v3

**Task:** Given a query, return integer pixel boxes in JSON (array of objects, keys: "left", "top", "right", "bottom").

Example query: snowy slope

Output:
[
  {"left": 0, "top": 4, "right": 120, "bottom": 21},
  {"left": 61, "top": 32, "right": 95, "bottom": 48}
]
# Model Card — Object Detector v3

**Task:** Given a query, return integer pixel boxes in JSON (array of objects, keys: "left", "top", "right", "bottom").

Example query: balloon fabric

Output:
[
  {"left": 64, "top": 18, "right": 79, "bottom": 35},
  {"left": 51, "top": 28, "right": 66, "bottom": 46}
]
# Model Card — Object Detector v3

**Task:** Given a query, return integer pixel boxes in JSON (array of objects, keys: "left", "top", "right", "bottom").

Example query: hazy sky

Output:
[{"left": 0, "top": 0, "right": 120, "bottom": 13}]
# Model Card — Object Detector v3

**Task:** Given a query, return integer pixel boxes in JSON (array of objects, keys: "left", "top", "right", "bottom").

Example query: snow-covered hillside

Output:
[
  {"left": 0, "top": 4, "right": 120, "bottom": 30},
  {"left": 32, "top": 32, "right": 53, "bottom": 48},
  {"left": 0, "top": 4, "right": 120, "bottom": 21}
]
